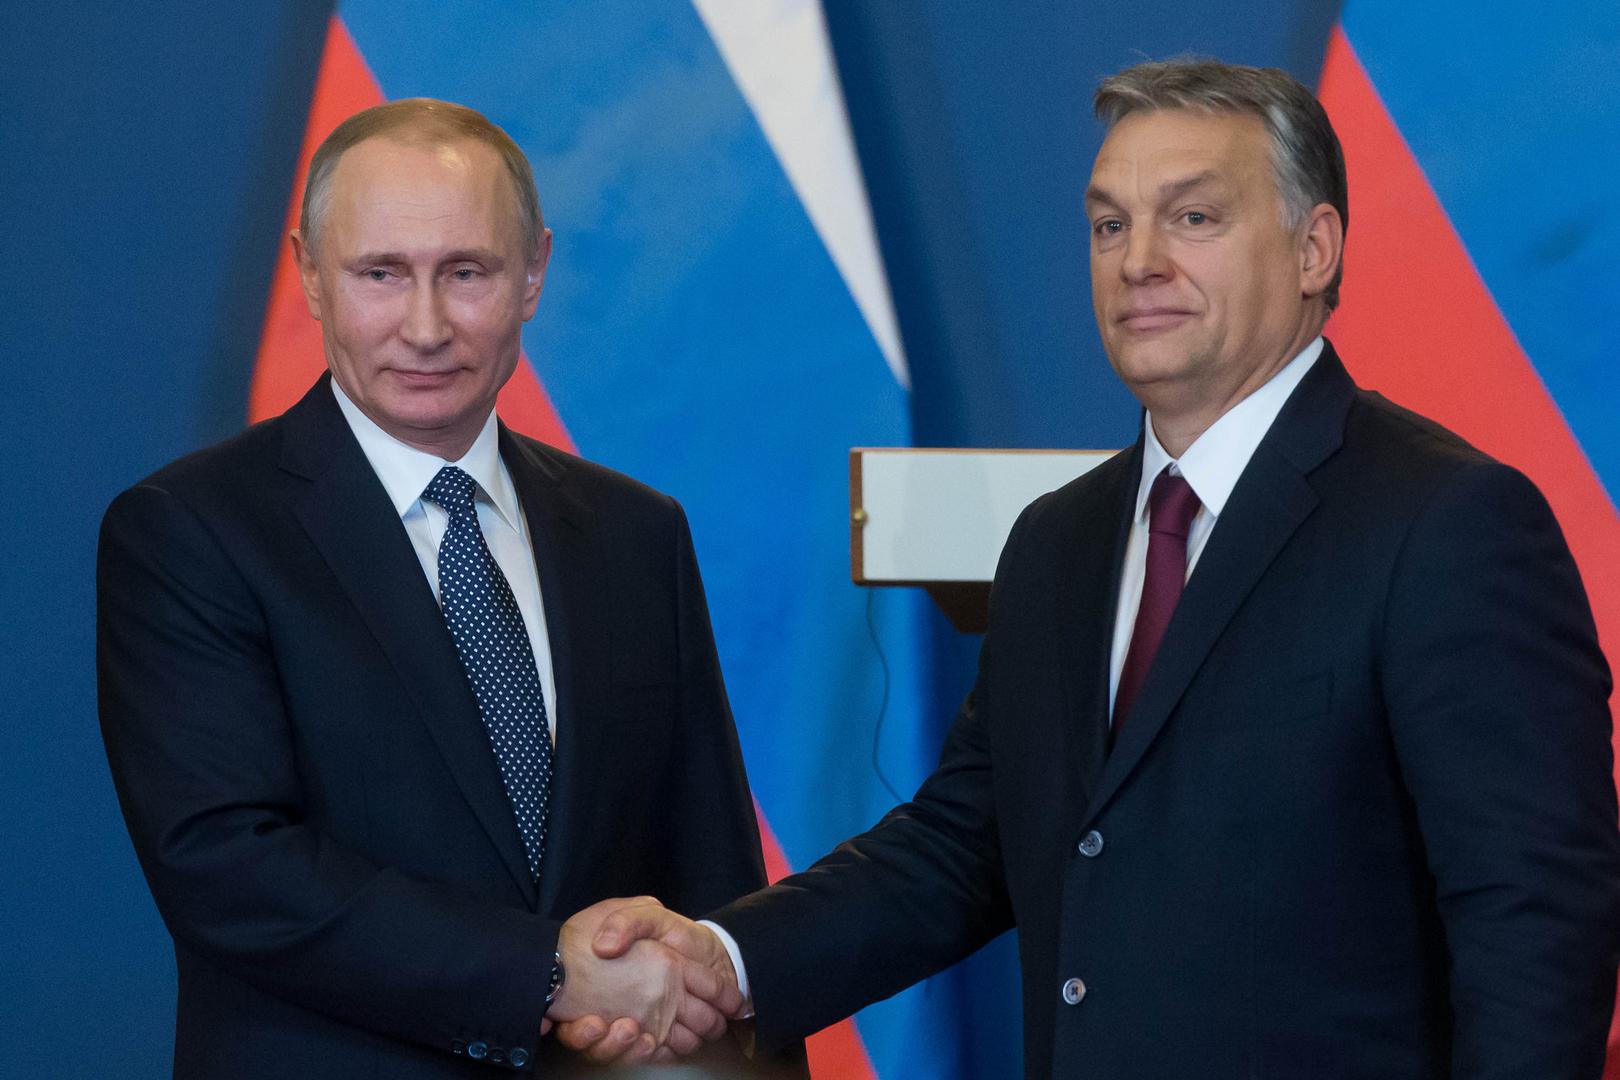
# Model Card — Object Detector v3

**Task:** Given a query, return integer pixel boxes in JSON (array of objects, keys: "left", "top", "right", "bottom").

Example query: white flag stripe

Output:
[{"left": 691, "top": 0, "right": 910, "bottom": 389}]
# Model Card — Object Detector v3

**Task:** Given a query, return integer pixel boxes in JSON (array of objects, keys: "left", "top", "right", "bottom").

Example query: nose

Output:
[
  {"left": 1120, "top": 223, "right": 1171, "bottom": 285},
  {"left": 400, "top": 279, "right": 452, "bottom": 351}
]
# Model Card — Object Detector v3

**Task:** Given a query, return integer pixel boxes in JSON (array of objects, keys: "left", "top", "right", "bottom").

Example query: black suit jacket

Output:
[
  {"left": 716, "top": 344, "right": 1620, "bottom": 1078},
  {"left": 98, "top": 377, "right": 789, "bottom": 1078}
]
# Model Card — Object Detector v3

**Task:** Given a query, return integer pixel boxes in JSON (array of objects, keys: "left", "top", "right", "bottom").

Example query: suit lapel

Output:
[
  {"left": 1055, "top": 442, "right": 1141, "bottom": 799},
  {"left": 497, "top": 429, "right": 605, "bottom": 916},
  {"left": 1083, "top": 347, "right": 1356, "bottom": 822},
  {"left": 279, "top": 379, "right": 539, "bottom": 906}
]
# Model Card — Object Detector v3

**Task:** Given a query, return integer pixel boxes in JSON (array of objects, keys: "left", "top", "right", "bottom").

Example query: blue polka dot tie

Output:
[{"left": 422, "top": 466, "right": 552, "bottom": 881}]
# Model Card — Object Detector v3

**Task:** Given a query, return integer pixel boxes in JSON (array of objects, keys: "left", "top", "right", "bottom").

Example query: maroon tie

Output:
[{"left": 1113, "top": 470, "right": 1202, "bottom": 734}]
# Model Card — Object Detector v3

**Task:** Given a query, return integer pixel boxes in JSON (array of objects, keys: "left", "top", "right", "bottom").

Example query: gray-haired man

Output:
[{"left": 561, "top": 59, "right": 1620, "bottom": 1079}]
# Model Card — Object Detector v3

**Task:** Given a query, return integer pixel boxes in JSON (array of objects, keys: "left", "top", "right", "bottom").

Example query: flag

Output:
[{"left": 251, "top": 2, "right": 1021, "bottom": 1075}]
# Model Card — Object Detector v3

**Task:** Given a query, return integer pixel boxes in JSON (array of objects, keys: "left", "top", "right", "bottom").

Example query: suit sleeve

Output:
[
  {"left": 97, "top": 483, "right": 557, "bottom": 1070},
  {"left": 658, "top": 499, "right": 809, "bottom": 1077},
  {"left": 1380, "top": 461, "right": 1620, "bottom": 1079},
  {"left": 664, "top": 498, "right": 770, "bottom": 910},
  {"left": 708, "top": 511, "right": 1029, "bottom": 1055},
  {"left": 713, "top": 684, "right": 1011, "bottom": 1053}
]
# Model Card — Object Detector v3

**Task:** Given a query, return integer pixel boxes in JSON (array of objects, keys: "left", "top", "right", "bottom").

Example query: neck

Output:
[
  {"left": 1147, "top": 411, "right": 1211, "bottom": 460},
  {"left": 391, "top": 421, "right": 483, "bottom": 462},
  {"left": 1143, "top": 324, "right": 1321, "bottom": 458}
]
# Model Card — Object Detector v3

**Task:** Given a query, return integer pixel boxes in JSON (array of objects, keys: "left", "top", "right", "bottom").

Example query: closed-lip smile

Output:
[
  {"left": 389, "top": 368, "right": 458, "bottom": 385},
  {"left": 1119, "top": 307, "right": 1194, "bottom": 331}
]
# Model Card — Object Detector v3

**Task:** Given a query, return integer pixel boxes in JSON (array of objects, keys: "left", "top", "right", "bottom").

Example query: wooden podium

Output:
[{"left": 850, "top": 448, "right": 1116, "bottom": 632}]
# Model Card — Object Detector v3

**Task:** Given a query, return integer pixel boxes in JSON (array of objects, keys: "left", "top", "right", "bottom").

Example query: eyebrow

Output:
[
  {"left": 1085, "top": 169, "right": 1227, "bottom": 213},
  {"left": 346, "top": 248, "right": 507, "bottom": 268},
  {"left": 441, "top": 248, "right": 506, "bottom": 267}
]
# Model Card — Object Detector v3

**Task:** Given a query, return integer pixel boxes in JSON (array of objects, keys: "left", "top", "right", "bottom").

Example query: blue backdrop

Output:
[{"left": 4, "top": 2, "right": 1616, "bottom": 1077}]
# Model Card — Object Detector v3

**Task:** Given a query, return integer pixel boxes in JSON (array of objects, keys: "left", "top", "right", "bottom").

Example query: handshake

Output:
[{"left": 543, "top": 897, "right": 746, "bottom": 1065}]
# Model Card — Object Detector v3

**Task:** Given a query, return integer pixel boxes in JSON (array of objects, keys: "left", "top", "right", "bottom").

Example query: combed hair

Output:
[
  {"left": 300, "top": 98, "right": 544, "bottom": 257},
  {"left": 1094, "top": 59, "right": 1347, "bottom": 310}
]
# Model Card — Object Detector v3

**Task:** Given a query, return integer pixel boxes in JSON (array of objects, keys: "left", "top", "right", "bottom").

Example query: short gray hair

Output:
[
  {"left": 1094, "top": 59, "right": 1347, "bottom": 310},
  {"left": 300, "top": 98, "right": 544, "bottom": 258}
]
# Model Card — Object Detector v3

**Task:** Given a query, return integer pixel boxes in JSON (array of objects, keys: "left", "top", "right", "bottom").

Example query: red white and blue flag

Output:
[{"left": 247, "top": 3, "right": 1620, "bottom": 1075}]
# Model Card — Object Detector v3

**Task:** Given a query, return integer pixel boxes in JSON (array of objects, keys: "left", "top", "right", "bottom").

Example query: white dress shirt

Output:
[
  {"left": 1107, "top": 336, "right": 1323, "bottom": 716},
  {"left": 330, "top": 380, "right": 558, "bottom": 743}
]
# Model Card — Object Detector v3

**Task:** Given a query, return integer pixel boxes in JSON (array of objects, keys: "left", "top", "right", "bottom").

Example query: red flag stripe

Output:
[
  {"left": 250, "top": 15, "right": 376, "bottom": 425},
  {"left": 1317, "top": 28, "right": 1620, "bottom": 1071}
]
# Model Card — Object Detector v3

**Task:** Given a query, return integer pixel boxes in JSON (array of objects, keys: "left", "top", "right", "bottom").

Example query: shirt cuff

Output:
[{"left": 697, "top": 919, "right": 754, "bottom": 1019}]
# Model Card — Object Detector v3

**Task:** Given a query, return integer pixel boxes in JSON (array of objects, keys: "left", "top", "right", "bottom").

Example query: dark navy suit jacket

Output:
[
  {"left": 98, "top": 377, "right": 789, "bottom": 1078},
  {"left": 716, "top": 344, "right": 1620, "bottom": 1079}
]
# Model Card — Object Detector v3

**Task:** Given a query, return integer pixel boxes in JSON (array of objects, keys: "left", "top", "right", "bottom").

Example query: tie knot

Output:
[
  {"left": 423, "top": 465, "right": 477, "bottom": 513},
  {"left": 1147, "top": 470, "right": 1201, "bottom": 540}
]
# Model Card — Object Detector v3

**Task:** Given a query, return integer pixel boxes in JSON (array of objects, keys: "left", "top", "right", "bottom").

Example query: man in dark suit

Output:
[
  {"left": 561, "top": 60, "right": 1620, "bottom": 1077},
  {"left": 97, "top": 99, "right": 783, "bottom": 1077}
]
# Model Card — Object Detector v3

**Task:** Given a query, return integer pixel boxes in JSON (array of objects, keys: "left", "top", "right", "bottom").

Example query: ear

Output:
[
  {"left": 1298, "top": 202, "right": 1343, "bottom": 300},
  {"left": 290, "top": 230, "right": 324, "bottom": 321},
  {"left": 521, "top": 228, "right": 554, "bottom": 321}
]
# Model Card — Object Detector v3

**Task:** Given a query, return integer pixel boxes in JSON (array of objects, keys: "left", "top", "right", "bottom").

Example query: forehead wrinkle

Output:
[
  {"left": 1156, "top": 170, "right": 1227, "bottom": 201},
  {"left": 333, "top": 141, "right": 503, "bottom": 214},
  {"left": 335, "top": 192, "right": 504, "bottom": 250},
  {"left": 1085, "top": 168, "right": 1228, "bottom": 216},
  {"left": 317, "top": 137, "right": 531, "bottom": 275},
  {"left": 1091, "top": 109, "right": 1270, "bottom": 195}
]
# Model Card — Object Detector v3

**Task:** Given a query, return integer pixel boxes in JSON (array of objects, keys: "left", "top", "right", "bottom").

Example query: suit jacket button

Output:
[
  {"left": 1061, "top": 977, "right": 1087, "bottom": 1005},
  {"left": 488, "top": 1046, "right": 506, "bottom": 1065},
  {"left": 466, "top": 1040, "right": 489, "bottom": 1060},
  {"left": 1077, "top": 830, "right": 1105, "bottom": 857},
  {"left": 509, "top": 1046, "right": 530, "bottom": 1068}
]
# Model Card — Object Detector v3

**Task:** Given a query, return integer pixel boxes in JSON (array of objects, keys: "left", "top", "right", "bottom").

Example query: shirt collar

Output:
[
  {"left": 1135, "top": 336, "right": 1324, "bottom": 525},
  {"left": 330, "top": 379, "right": 523, "bottom": 532}
]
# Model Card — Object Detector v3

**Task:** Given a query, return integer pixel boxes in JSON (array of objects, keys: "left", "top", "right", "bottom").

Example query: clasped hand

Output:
[{"left": 545, "top": 897, "right": 743, "bottom": 1065}]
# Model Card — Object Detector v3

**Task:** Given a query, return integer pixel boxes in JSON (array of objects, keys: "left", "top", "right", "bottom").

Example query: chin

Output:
[
  {"left": 376, "top": 390, "right": 446, "bottom": 419},
  {"left": 1108, "top": 340, "right": 1197, "bottom": 385},
  {"left": 371, "top": 390, "right": 469, "bottom": 432}
]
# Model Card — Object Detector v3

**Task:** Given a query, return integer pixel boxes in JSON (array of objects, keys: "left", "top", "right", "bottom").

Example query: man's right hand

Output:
[
  {"left": 547, "top": 898, "right": 743, "bottom": 1064},
  {"left": 550, "top": 898, "right": 744, "bottom": 1063}
]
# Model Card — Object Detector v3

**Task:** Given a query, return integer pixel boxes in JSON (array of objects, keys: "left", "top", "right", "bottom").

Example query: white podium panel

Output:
[{"left": 851, "top": 448, "right": 1116, "bottom": 584}]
